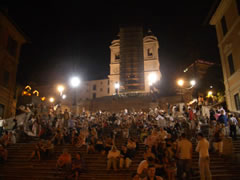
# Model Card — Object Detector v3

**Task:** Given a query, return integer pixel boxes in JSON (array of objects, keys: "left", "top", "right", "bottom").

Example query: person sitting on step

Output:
[
  {"left": 137, "top": 156, "right": 155, "bottom": 178},
  {"left": 56, "top": 148, "right": 72, "bottom": 173},
  {"left": 119, "top": 145, "right": 133, "bottom": 169},
  {"left": 95, "top": 137, "right": 105, "bottom": 155},
  {"left": 107, "top": 145, "right": 120, "bottom": 171},
  {"left": 70, "top": 153, "right": 85, "bottom": 180},
  {"left": 30, "top": 140, "right": 44, "bottom": 160},
  {"left": 143, "top": 164, "right": 163, "bottom": 180},
  {"left": 127, "top": 138, "right": 137, "bottom": 158},
  {"left": 43, "top": 140, "right": 54, "bottom": 158},
  {"left": 144, "top": 146, "right": 155, "bottom": 160}
]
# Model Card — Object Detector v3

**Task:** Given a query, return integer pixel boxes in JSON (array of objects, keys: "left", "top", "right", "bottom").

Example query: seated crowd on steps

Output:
[{"left": 0, "top": 103, "right": 239, "bottom": 180}]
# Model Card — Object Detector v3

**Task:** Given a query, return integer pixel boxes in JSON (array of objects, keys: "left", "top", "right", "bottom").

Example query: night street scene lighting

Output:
[
  {"left": 70, "top": 76, "right": 80, "bottom": 88},
  {"left": 1, "top": 1, "right": 239, "bottom": 179}
]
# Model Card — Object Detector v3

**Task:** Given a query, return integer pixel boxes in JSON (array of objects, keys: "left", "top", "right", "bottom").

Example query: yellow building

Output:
[
  {"left": 210, "top": 0, "right": 240, "bottom": 112},
  {"left": 0, "top": 9, "right": 28, "bottom": 118}
]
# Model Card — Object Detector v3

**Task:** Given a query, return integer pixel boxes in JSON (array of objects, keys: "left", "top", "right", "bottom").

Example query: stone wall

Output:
[{"left": 77, "top": 95, "right": 182, "bottom": 113}]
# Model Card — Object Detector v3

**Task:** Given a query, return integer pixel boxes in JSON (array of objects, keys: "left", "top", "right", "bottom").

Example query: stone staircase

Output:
[{"left": 0, "top": 137, "right": 240, "bottom": 180}]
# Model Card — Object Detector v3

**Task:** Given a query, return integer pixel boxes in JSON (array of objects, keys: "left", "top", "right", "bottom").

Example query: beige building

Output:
[
  {"left": 210, "top": 0, "right": 240, "bottom": 112},
  {"left": 78, "top": 79, "right": 109, "bottom": 100},
  {"left": 108, "top": 29, "right": 161, "bottom": 95},
  {"left": 0, "top": 9, "right": 28, "bottom": 118}
]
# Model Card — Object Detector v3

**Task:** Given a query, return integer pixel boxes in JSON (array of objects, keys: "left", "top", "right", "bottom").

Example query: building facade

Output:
[
  {"left": 26, "top": 28, "right": 161, "bottom": 111},
  {"left": 108, "top": 28, "right": 161, "bottom": 95},
  {"left": 210, "top": 0, "right": 240, "bottom": 112},
  {"left": 78, "top": 79, "right": 109, "bottom": 100},
  {"left": 0, "top": 9, "right": 27, "bottom": 118}
]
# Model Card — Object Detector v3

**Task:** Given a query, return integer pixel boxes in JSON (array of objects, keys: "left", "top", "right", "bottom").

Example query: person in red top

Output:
[
  {"left": 189, "top": 108, "right": 194, "bottom": 121},
  {"left": 56, "top": 148, "right": 72, "bottom": 173}
]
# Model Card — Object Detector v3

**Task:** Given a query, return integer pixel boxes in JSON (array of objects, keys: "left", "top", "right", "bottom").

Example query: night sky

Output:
[{"left": 2, "top": 1, "right": 220, "bottom": 91}]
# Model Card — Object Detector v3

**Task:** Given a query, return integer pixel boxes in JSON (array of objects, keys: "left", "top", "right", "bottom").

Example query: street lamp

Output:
[
  {"left": 62, "top": 94, "right": 66, "bottom": 99},
  {"left": 177, "top": 79, "right": 184, "bottom": 87},
  {"left": 207, "top": 90, "right": 213, "bottom": 97},
  {"left": 148, "top": 72, "right": 157, "bottom": 93},
  {"left": 177, "top": 79, "right": 184, "bottom": 102},
  {"left": 57, "top": 85, "right": 65, "bottom": 96},
  {"left": 70, "top": 76, "right": 81, "bottom": 115},
  {"left": 190, "top": 80, "right": 196, "bottom": 87},
  {"left": 49, "top": 97, "right": 55, "bottom": 103},
  {"left": 114, "top": 82, "right": 120, "bottom": 95},
  {"left": 148, "top": 72, "right": 157, "bottom": 85},
  {"left": 70, "top": 77, "right": 80, "bottom": 88}
]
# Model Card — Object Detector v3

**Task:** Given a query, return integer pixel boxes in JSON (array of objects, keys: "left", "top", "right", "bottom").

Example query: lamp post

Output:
[
  {"left": 177, "top": 79, "right": 184, "bottom": 102},
  {"left": 190, "top": 80, "right": 196, "bottom": 87},
  {"left": 148, "top": 72, "right": 157, "bottom": 93},
  {"left": 114, "top": 82, "right": 120, "bottom": 95},
  {"left": 177, "top": 79, "right": 196, "bottom": 103},
  {"left": 62, "top": 94, "right": 66, "bottom": 99},
  {"left": 57, "top": 85, "right": 65, "bottom": 96},
  {"left": 70, "top": 76, "right": 81, "bottom": 115},
  {"left": 49, "top": 97, "right": 55, "bottom": 103}
]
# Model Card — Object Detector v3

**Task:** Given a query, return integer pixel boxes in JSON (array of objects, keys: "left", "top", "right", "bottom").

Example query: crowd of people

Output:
[{"left": 0, "top": 102, "right": 239, "bottom": 180}]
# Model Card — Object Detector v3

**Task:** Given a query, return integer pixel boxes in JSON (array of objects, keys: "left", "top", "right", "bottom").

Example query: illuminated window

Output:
[{"left": 7, "top": 36, "right": 18, "bottom": 57}]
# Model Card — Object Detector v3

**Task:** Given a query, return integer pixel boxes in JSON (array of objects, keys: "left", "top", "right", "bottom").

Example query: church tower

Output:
[
  {"left": 143, "top": 29, "right": 161, "bottom": 92},
  {"left": 108, "top": 28, "right": 161, "bottom": 95}
]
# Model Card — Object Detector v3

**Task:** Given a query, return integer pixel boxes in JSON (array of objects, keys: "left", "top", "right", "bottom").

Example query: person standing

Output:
[
  {"left": 228, "top": 114, "right": 238, "bottom": 140},
  {"left": 196, "top": 133, "right": 212, "bottom": 180},
  {"left": 177, "top": 133, "right": 192, "bottom": 180},
  {"left": 107, "top": 146, "right": 120, "bottom": 171},
  {"left": 63, "top": 109, "right": 70, "bottom": 128}
]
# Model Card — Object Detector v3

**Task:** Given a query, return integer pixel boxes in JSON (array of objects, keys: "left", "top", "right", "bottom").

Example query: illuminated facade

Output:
[
  {"left": 108, "top": 28, "right": 161, "bottom": 95},
  {"left": 0, "top": 9, "right": 28, "bottom": 118},
  {"left": 210, "top": 0, "right": 240, "bottom": 112},
  {"left": 32, "top": 28, "right": 161, "bottom": 103}
]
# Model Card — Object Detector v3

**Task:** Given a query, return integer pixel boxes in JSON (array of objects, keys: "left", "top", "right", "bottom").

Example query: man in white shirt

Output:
[
  {"left": 177, "top": 133, "right": 192, "bottom": 180},
  {"left": 196, "top": 133, "right": 212, "bottom": 180}
]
